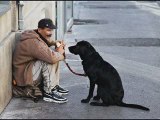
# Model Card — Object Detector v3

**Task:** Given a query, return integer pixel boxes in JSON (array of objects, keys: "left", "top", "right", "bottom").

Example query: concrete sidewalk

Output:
[{"left": 1, "top": 1, "right": 160, "bottom": 119}]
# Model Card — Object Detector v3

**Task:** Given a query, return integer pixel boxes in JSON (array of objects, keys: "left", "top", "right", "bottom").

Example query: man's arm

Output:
[{"left": 31, "top": 39, "right": 65, "bottom": 64}]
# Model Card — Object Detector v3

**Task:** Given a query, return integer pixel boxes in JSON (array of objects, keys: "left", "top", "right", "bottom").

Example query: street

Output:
[{"left": 1, "top": 1, "right": 160, "bottom": 119}]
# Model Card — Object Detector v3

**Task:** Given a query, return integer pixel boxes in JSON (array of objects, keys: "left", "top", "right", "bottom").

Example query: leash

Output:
[
  {"left": 61, "top": 41, "right": 87, "bottom": 77},
  {"left": 63, "top": 59, "right": 87, "bottom": 77},
  {"left": 57, "top": 41, "right": 87, "bottom": 77}
]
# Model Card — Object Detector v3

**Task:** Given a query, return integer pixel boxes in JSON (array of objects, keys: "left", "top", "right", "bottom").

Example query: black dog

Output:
[{"left": 68, "top": 40, "right": 149, "bottom": 111}]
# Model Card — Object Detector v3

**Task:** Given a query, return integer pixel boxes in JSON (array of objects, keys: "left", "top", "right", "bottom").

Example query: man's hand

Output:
[
  {"left": 55, "top": 45, "right": 65, "bottom": 55},
  {"left": 56, "top": 40, "right": 66, "bottom": 48},
  {"left": 55, "top": 40, "right": 66, "bottom": 57}
]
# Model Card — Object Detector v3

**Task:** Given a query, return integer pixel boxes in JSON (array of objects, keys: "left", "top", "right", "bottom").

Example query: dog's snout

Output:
[
  {"left": 68, "top": 45, "right": 78, "bottom": 55},
  {"left": 68, "top": 46, "right": 74, "bottom": 53},
  {"left": 68, "top": 46, "right": 72, "bottom": 51}
]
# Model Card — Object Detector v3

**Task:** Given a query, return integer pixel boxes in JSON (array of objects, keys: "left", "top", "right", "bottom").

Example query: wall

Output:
[
  {"left": 0, "top": 1, "right": 17, "bottom": 113},
  {"left": 0, "top": 1, "right": 56, "bottom": 114},
  {"left": 0, "top": 11, "right": 12, "bottom": 43},
  {"left": 0, "top": 32, "right": 15, "bottom": 114}
]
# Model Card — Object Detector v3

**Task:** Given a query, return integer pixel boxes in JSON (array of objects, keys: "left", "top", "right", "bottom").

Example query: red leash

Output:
[
  {"left": 58, "top": 41, "right": 87, "bottom": 77},
  {"left": 64, "top": 60, "right": 87, "bottom": 77},
  {"left": 63, "top": 51, "right": 87, "bottom": 77}
]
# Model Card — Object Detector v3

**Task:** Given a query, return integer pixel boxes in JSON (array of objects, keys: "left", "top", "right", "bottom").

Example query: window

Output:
[{"left": 0, "top": 1, "right": 10, "bottom": 16}]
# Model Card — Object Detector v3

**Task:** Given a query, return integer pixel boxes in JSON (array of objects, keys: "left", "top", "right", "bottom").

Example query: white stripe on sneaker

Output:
[{"left": 43, "top": 97, "right": 68, "bottom": 103}]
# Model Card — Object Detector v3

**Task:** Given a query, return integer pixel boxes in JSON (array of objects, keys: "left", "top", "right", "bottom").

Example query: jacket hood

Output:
[{"left": 20, "top": 30, "right": 39, "bottom": 41}]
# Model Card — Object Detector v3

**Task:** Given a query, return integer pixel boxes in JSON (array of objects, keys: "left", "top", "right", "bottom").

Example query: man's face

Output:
[{"left": 38, "top": 28, "right": 53, "bottom": 41}]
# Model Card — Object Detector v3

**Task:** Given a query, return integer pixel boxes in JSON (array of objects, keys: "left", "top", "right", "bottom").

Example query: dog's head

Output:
[{"left": 68, "top": 40, "right": 95, "bottom": 59}]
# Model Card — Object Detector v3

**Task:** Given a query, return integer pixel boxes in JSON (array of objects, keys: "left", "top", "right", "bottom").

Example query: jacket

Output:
[{"left": 13, "top": 30, "right": 64, "bottom": 86}]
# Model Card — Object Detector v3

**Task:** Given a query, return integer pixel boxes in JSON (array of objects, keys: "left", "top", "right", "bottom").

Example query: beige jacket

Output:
[{"left": 13, "top": 30, "right": 64, "bottom": 86}]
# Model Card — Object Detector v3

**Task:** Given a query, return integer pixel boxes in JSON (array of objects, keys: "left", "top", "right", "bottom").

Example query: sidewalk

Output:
[{"left": 1, "top": 1, "right": 160, "bottom": 119}]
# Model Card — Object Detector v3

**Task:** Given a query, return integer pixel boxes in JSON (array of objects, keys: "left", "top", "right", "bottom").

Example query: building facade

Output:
[{"left": 0, "top": 1, "right": 73, "bottom": 114}]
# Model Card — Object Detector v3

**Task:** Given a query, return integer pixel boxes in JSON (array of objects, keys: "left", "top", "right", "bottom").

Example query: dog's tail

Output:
[{"left": 117, "top": 102, "right": 150, "bottom": 111}]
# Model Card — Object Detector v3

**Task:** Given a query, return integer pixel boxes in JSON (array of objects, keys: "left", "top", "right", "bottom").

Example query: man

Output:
[{"left": 13, "top": 18, "right": 69, "bottom": 103}]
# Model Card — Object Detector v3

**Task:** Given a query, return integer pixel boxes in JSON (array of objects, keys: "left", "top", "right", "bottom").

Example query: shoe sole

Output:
[
  {"left": 58, "top": 92, "right": 68, "bottom": 96},
  {"left": 43, "top": 97, "right": 68, "bottom": 104}
]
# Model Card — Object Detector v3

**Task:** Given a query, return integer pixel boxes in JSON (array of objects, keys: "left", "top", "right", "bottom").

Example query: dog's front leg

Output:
[{"left": 81, "top": 81, "right": 95, "bottom": 103}]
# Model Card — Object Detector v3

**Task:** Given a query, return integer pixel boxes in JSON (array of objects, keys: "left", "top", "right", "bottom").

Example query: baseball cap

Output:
[{"left": 38, "top": 18, "right": 57, "bottom": 29}]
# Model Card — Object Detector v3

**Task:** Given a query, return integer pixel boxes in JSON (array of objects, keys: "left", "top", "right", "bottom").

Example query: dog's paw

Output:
[
  {"left": 93, "top": 96, "right": 100, "bottom": 101},
  {"left": 90, "top": 102, "right": 97, "bottom": 106},
  {"left": 81, "top": 99, "right": 90, "bottom": 103}
]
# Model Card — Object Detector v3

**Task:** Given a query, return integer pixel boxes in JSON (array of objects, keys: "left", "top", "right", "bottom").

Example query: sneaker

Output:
[
  {"left": 43, "top": 91, "right": 68, "bottom": 103},
  {"left": 53, "top": 85, "right": 69, "bottom": 95}
]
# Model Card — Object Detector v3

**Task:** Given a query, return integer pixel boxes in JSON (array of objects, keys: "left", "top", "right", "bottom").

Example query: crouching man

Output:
[{"left": 12, "top": 18, "right": 69, "bottom": 103}]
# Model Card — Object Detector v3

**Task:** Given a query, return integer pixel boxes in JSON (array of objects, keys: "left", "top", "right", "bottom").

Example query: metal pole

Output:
[{"left": 18, "top": 1, "right": 24, "bottom": 30}]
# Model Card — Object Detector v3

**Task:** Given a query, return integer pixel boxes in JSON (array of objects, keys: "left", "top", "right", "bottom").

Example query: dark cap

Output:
[{"left": 38, "top": 18, "right": 57, "bottom": 29}]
